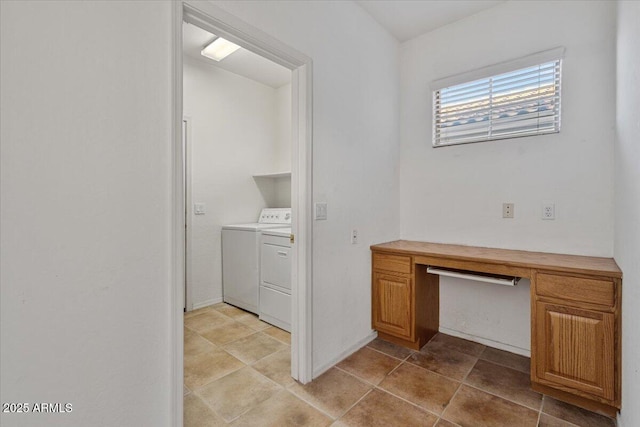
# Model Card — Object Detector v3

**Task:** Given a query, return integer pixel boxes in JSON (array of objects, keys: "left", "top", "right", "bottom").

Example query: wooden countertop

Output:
[{"left": 371, "top": 240, "right": 622, "bottom": 279}]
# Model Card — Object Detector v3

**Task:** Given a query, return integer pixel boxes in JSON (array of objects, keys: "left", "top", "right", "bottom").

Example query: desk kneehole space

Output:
[{"left": 370, "top": 240, "right": 622, "bottom": 417}]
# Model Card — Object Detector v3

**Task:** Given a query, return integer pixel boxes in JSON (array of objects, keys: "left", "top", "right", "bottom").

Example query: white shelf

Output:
[{"left": 253, "top": 171, "right": 291, "bottom": 179}]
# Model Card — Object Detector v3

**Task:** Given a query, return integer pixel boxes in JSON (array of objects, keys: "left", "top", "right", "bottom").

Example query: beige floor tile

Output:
[
  {"left": 213, "top": 303, "right": 250, "bottom": 319},
  {"left": 434, "top": 419, "right": 460, "bottom": 427},
  {"left": 184, "top": 305, "right": 215, "bottom": 319},
  {"left": 538, "top": 413, "right": 579, "bottom": 427},
  {"left": 185, "top": 331, "right": 217, "bottom": 358},
  {"left": 337, "top": 347, "right": 402, "bottom": 385},
  {"left": 366, "top": 338, "right": 414, "bottom": 360},
  {"left": 230, "top": 389, "right": 332, "bottom": 427},
  {"left": 184, "top": 348, "right": 245, "bottom": 390},
  {"left": 262, "top": 326, "right": 291, "bottom": 345},
  {"left": 200, "top": 322, "right": 256, "bottom": 346},
  {"left": 197, "top": 366, "right": 281, "bottom": 422},
  {"left": 289, "top": 367, "right": 372, "bottom": 418},
  {"left": 407, "top": 344, "right": 477, "bottom": 381},
  {"left": 378, "top": 363, "right": 459, "bottom": 415},
  {"left": 236, "top": 313, "right": 271, "bottom": 331},
  {"left": 223, "top": 332, "right": 287, "bottom": 364},
  {"left": 441, "top": 385, "right": 538, "bottom": 427},
  {"left": 464, "top": 360, "right": 542, "bottom": 410},
  {"left": 479, "top": 347, "right": 530, "bottom": 374},
  {"left": 252, "top": 349, "right": 295, "bottom": 387},
  {"left": 185, "top": 310, "right": 234, "bottom": 333},
  {"left": 184, "top": 309, "right": 605, "bottom": 427},
  {"left": 184, "top": 393, "right": 227, "bottom": 427},
  {"left": 337, "top": 388, "right": 438, "bottom": 427},
  {"left": 427, "top": 334, "right": 485, "bottom": 357},
  {"left": 542, "top": 396, "right": 615, "bottom": 427}
]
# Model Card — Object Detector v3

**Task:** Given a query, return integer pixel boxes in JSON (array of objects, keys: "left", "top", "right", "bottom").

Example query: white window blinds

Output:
[{"left": 433, "top": 59, "right": 562, "bottom": 147}]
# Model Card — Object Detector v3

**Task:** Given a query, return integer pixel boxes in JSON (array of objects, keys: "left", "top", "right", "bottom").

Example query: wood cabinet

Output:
[
  {"left": 370, "top": 241, "right": 622, "bottom": 416},
  {"left": 372, "top": 271, "right": 413, "bottom": 338},
  {"left": 371, "top": 253, "right": 438, "bottom": 350},
  {"left": 531, "top": 271, "right": 621, "bottom": 412}
]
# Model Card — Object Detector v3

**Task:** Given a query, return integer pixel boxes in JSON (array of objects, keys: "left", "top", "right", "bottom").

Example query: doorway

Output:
[
  {"left": 181, "top": 21, "right": 293, "bottom": 314},
  {"left": 173, "top": 1, "right": 313, "bottom": 424}
]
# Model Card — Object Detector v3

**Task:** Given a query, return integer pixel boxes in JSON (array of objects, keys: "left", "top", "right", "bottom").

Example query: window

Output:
[{"left": 432, "top": 49, "right": 563, "bottom": 147}]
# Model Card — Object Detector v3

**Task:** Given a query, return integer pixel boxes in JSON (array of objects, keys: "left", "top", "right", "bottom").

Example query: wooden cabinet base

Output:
[
  {"left": 532, "top": 382, "right": 618, "bottom": 418},
  {"left": 372, "top": 260, "right": 439, "bottom": 351},
  {"left": 376, "top": 330, "right": 436, "bottom": 351},
  {"left": 371, "top": 241, "right": 622, "bottom": 416}
]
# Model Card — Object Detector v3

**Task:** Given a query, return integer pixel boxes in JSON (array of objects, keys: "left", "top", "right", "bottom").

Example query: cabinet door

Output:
[
  {"left": 534, "top": 301, "right": 615, "bottom": 401},
  {"left": 372, "top": 271, "right": 413, "bottom": 339}
]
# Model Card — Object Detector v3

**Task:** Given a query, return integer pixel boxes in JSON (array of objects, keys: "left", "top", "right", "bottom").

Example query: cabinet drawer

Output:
[
  {"left": 373, "top": 253, "right": 411, "bottom": 274},
  {"left": 536, "top": 273, "right": 615, "bottom": 307}
]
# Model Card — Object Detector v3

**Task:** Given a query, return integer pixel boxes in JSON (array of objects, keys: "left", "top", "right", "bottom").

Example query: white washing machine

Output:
[
  {"left": 260, "top": 227, "right": 292, "bottom": 332},
  {"left": 222, "top": 208, "right": 291, "bottom": 314}
]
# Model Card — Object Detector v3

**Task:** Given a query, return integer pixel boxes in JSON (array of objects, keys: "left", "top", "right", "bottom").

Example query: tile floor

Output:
[{"left": 184, "top": 304, "right": 615, "bottom": 427}]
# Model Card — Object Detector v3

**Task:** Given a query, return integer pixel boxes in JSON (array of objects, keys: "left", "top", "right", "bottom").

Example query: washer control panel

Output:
[{"left": 258, "top": 208, "right": 292, "bottom": 224}]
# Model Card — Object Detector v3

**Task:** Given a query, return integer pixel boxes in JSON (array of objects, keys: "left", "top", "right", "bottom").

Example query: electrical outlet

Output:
[
  {"left": 542, "top": 203, "right": 555, "bottom": 220},
  {"left": 502, "top": 203, "right": 514, "bottom": 218},
  {"left": 351, "top": 229, "right": 358, "bottom": 244}
]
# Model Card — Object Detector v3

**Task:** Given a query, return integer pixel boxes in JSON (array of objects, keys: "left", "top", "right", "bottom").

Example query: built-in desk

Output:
[{"left": 371, "top": 240, "right": 622, "bottom": 416}]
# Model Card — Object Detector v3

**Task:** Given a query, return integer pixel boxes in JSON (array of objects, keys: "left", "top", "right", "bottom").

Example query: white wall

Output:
[
  {"left": 183, "top": 56, "right": 290, "bottom": 309},
  {"left": 615, "top": 2, "right": 640, "bottom": 426},
  {"left": 0, "top": 1, "right": 174, "bottom": 426},
  {"left": 399, "top": 0, "right": 616, "bottom": 353},
  {"left": 275, "top": 83, "right": 292, "bottom": 173},
  {"left": 273, "top": 83, "right": 293, "bottom": 208},
  {"left": 203, "top": 0, "right": 400, "bottom": 373}
]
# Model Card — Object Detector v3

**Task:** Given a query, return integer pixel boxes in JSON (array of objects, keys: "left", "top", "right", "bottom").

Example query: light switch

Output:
[
  {"left": 194, "top": 203, "right": 205, "bottom": 215},
  {"left": 314, "top": 202, "right": 327, "bottom": 220}
]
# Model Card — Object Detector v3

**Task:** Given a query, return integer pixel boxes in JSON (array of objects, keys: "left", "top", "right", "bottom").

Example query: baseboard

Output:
[
  {"left": 312, "top": 331, "right": 378, "bottom": 379},
  {"left": 439, "top": 326, "right": 530, "bottom": 357},
  {"left": 192, "top": 297, "right": 222, "bottom": 311}
]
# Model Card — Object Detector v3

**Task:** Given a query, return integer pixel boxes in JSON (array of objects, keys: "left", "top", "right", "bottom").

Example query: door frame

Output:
[
  {"left": 171, "top": 2, "right": 314, "bottom": 425},
  {"left": 182, "top": 116, "right": 193, "bottom": 312}
]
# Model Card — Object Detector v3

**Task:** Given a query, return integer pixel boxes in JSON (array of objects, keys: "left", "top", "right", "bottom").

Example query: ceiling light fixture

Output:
[{"left": 201, "top": 37, "right": 241, "bottom": 62}]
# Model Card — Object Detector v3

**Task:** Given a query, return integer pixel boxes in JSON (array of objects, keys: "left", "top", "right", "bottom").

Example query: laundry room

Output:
[{"left": 182, "top": 22, "right": 292, "bottom": 314}]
